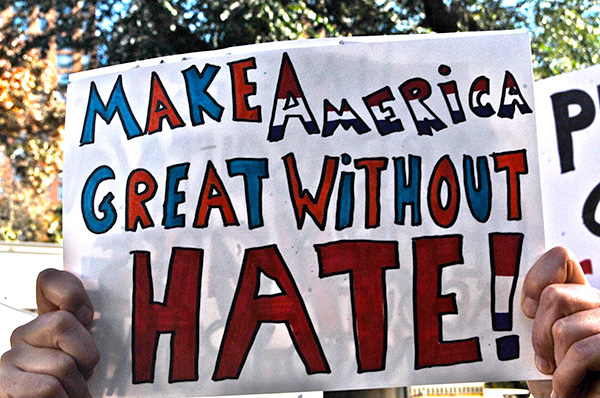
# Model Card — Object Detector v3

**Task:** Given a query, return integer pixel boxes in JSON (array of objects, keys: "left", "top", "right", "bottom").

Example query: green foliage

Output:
[
  {"left": 452, "top": 0, "right": 527, "bottom": 31},
  {"left": 88, "top": 0, "right": 401, "bottom": 65},
  {"left": 5, "top": 1, "right": 600, "bottom": 78},
  {"left": 523, "top": 0, "right": 600, "bottom": 79}
]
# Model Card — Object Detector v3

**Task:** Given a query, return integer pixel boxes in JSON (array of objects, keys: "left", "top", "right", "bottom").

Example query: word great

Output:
[
  {"left": 82, "top": 150, "right": 528, "bottom": 234},
  {"left": 132, "top": 233, "right": 523, "bottom": 384},
  {"left": 79, "top": 53, "right": 532, "bottom": 145}
]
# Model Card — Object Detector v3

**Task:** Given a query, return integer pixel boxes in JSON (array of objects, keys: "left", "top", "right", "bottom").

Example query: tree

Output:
[
  {"left": 524, "top": 0, "right": 600, "bottom": 79},
  {"left": 0, "top": 0, "right": 65, "bottom": 242},
  {"left": 73, "top": 0, "right": 401, "bottom": 65},
  {"left": 3, "top": 1, "right": 599, "bottom": 76},
  {"left": 0, "top": 53, "right": 64, "bottom": 242}
]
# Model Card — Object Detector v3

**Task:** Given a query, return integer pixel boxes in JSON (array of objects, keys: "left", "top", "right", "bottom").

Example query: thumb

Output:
[
  {"left": 36, "top": 269, "right": 94, "bottom": 328},
  {"left": 521, "top": 246, "right": 587, "bottom": 319}
]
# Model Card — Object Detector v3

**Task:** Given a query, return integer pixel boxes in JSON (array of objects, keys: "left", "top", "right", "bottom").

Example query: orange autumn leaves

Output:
[{"left": 0, "top": 54, "right": 64, "bottom": 242}]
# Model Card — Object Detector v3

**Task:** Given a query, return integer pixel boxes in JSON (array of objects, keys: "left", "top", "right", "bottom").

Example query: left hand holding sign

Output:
[
  {"left": 522, "top": 247, "right": 600, "bottom": 398},
  {"left": 0, "top": 269, "right": 99, "bottom": 398}
]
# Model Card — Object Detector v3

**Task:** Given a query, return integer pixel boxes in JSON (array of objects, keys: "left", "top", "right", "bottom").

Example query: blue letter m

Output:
[{"left": 80, "top": 75, "right": 143, "bottom": 146}]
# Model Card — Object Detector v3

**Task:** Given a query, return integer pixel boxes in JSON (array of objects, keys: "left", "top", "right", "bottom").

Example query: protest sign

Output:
[
  {"left": 535, "top": 64, "right": 600, "bottom": 288},
  {"left": 63, "top": 31, "right": 545, "bottom": 397}
]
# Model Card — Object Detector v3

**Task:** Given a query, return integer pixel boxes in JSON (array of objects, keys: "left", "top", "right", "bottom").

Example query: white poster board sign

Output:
[
  {"left": 63, "top": 31, "right": 544, "bottom": 397},
  {"left": 535, "top": 64, "right": 600, "bottom": 288}
]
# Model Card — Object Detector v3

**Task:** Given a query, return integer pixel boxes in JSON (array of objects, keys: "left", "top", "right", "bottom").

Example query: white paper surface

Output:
[
  {"left": 535, "top": 64, "right": 600, "bottom": 288},
  {"left": 0, "top": 303, "right": 35, "bottom": 356},
  {"left": 63, "top": 31, "right": 545, "bottom": 397}
]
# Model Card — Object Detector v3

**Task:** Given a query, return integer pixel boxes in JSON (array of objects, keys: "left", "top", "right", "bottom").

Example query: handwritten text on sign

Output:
[
  {"left": 536, "top": 64, "right": 600, "bottom": 288},
  {"left": 63, "top": 32, "right": 544, "bottom": 397}
]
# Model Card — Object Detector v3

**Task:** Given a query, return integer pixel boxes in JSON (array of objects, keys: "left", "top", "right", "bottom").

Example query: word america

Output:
[
  {"left": 78, "top": 54, "right": 532, "bottom": 144},
  {"left": 82, "top": 150, "right": 528, "bottom": 234}
]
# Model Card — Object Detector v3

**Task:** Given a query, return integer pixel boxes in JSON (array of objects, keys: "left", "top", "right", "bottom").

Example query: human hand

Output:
[
  {"left": 522, "top": 247, "right": 600, "bottom": 398},
  {"left": 0, "top": 269, "right": 99, "bottom": 398}
]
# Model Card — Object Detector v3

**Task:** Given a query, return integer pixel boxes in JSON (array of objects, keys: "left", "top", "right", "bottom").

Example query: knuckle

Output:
[
  {"left": 39, "top": 378, "right": 65, "bottom": 398},
  {"left": 37, "top": 267, "right": 54, "bottom": 282},
  {"left": 55, "top": 353, "right": 79, "bottom": 378},
  {"left": 568, "top": 339, "right": 592, "bottom": 361},
  {"left": 47, "top": 310, "right": 79, "bottom": 336},
  {"left": 551, "top": 317, "right": 570, "bottom": 342},
  {"left": 37, "top": 268, "right": 61, "bottom": 287},
  {"left": 0, "top": 349, "right": 15, "bottom": 366},
  {"left": 9, "top": 322, "right": 28, "bottom": 344},
  {"left": 539, "top": 284, "right": 562, "bottom": 303},
  {"left": 548, "top": 246, "right": 570, "bottom": 261},
  {"left": 539, "top": 284, "right": 572, "bottom": 313},
  {"left": 55, "top": 291, "right": 81, "bottom": 311}
]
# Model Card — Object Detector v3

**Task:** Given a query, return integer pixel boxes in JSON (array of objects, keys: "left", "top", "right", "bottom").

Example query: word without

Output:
[{"left": 81, "top": 150, "right": 528, "bottom": 234}]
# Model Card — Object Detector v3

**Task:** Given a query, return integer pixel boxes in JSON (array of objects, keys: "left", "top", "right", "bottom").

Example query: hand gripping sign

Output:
[{"left": 63, "top": 31, "right": 545, "bottom": 397}]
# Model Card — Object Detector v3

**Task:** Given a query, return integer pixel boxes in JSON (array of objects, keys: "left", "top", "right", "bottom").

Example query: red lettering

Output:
[
  {"left": 194, "top": 161, "right": 239, "bottom": 228},
  {"left": 283, "top": 153, "right": 339, "bottom": 230},
  {"left": 228, "top": 58, "right": 261, "bottom": 122},
  {"left": 355, "top": 158, "right": 388, "bottom": 228},
  {"left": 126, "top": 169, "right": 157, "bottom": 232},
  {"left": 316, "top": 240, "right": 399, "bottom": 372},
  {"left": 213, "top": 245, "right": 330, "bottom": 380},
  {"left": 428, "top": 155, "right": 460, "bottom": 228},
  {"left": 145, "top": 72, "right": 185, "bottom": 134},
  {"left": 492, "top": 149, "right": 528, "bottom": 220},
  {"left": 489, "top": 232, "right": 524, "bottom": 333},
  {"left": 413, "top": 235, "right": 482, "bottom": 368},
  {"left": 132, "top": 248, "right": 203, "bottom": 383}
]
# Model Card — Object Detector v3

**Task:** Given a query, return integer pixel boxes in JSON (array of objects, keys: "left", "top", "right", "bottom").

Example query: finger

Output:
[
  {"left": 11, "top": 311, "right": 100, "bottom": 374},
  {"left": 0, "top": 357, "right": 69, "bottom": 398},
  {"left": 531, "top": 284, "right": 600, "bottom": 374},
  {"left": 521, "top": 246, "right": 587, "bottom": 319},
  {"left": 552, "top": 333, "right": 600, "bottom": 398},
  {"left": 552, "top": 307, "right": 600, "bottom": 367},
  {"left": 36, "top": 269, "right": 94, "bottom": 328},
  {"left": 526, "top": 380, "right": 552, "bottom": 398},
  {"left": 3, "top": 345, "right": 90, "bottom": 398}
]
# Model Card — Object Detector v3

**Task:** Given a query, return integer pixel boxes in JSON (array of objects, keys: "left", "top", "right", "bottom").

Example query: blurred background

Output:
[
  {"left": 0, "top": 0, "right": 598, "bottom": 396},
  {"left": 0, "top": 0, "right": 597, "bottom": 246}
]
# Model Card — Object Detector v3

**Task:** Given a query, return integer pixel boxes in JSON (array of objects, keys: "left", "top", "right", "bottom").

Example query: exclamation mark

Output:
[{"left": 489, "top": 232, "right": 524, "bottom": 361}]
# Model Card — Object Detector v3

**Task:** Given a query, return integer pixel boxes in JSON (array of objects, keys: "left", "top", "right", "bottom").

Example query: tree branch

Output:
[{"left": 421, "top": 0, "right": 458, "bottom": 32}]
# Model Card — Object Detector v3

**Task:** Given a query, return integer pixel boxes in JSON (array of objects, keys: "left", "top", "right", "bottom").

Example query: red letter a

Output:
[
  {"left": 132, "top": 247, "right": 203, "bottom": 383},
  {"left": 145, "top": 71, "right": 185, "bottom": 134},
  {"left": 213, "top": 245, "right": 330, "bottom": 380},
  {"left": 194, "top": 161, "right": 239, "bottom": 228}
]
